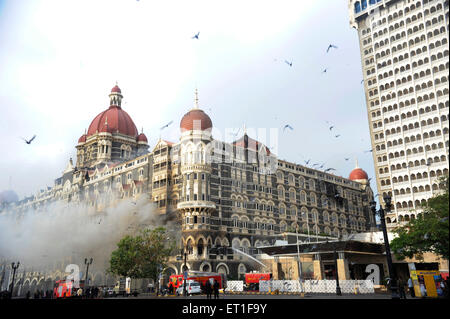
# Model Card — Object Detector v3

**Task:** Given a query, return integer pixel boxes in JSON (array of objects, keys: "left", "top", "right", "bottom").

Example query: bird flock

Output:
[{"left": 19, "top": 18, "right": 373, "bottom": 186}]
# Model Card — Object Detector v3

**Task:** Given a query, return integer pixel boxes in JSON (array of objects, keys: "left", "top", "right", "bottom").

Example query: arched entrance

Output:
[
  {"left": 36, "top": 279, "right": 45, "bottom": 294},
  {"left": 44, "top": 278, "right": 53, "bottom": 292},
  {"left": 216, "top": 263, "right": 229, "bottom": 275},
  {"left": 22, "top": 280, "right": 30, "bottom": 297},
  {"left": 162, "top": 266, "right": 177, "bottom": 288}
]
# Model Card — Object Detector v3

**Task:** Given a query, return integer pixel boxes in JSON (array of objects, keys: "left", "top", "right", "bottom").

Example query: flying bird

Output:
[
  {"left": 368, "top": 178, "right": 372, "bottom": 182},
  {"left": 326, "top": 44, "right": 338, "bottom": 53},
  {"left": 21, "top": 135, "right": 36, "bottom": 144},
  {"left": 361, "top": 79, "right": 364, "bottom": 84},
  {"left": 285, "top": 60, "right": 293, "bottom": 67},
  {"left": 329, "top": 126, "right": 334, "bottom": 131},
  {"left": 364, "top": 149, "right": 373, "bottom": 153},
  {"left": 229, "top": 128, "right": 240, "bottom": 138},
  {"left": 319, "top": 164, "right": 325, "bottom": 169},
  {"left": 312, "top": 163, "right": 320, "bottom": 167},
  {"left": 322, "top": 68, "right": 328, "bottom": 73},
  {"left": 192, "top": 32, "right": 200, "bottom": 39},
  {"left": 324, "top": 168, "right": 336, "bottom": 172},
  {"left": 344, "top": 158, "right": 350, "bottom": 161},
  {"left": 335, "top": 135, "right": 340, "bottom": 138},
  {"left": 304, "top": 159, "right": 311, "bottom": 165},
  {"left": 160, "top": 120, "right": 173, "bottom": 130},
  {"left": 283, "top": 124, "right": 294, "bottom": 131}
]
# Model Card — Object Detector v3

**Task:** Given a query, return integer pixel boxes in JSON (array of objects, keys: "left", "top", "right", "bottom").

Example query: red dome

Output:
[
  {"left": 137, "top": 133, "right": 148, "bottom": 143},
  {"left": 349, "top": 168, "right": 368, "bottom": 181},
  {"left": 78, "top": 134, "right": 87, "bottom": 143},
  {"left": 111, "top": 85, "right": 121, "bottom": 93},
  {"left": 180, "top": 109, "right": 212, "bottom": 132},
  {"left": 87, "top": 105, "right": 138, "bottom": 137}
]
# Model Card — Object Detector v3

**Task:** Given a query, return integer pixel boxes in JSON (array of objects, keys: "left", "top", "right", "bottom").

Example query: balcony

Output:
[{"left": 177, "top": 201, "right": 216, "bottom": 210}]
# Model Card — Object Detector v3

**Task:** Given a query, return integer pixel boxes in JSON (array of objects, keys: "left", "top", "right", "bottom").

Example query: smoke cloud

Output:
[{"left": 0, "top": 195, "right": 179, "bottom": 275}]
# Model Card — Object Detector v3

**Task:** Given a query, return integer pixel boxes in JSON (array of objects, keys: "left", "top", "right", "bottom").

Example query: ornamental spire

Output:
[{"left": 194, "top": 88, "right": 199, "bottom": 109}]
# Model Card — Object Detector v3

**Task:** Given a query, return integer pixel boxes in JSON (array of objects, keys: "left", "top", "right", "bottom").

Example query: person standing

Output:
[
  {"left": 397, "top": 278, "right": 406, "bottom": 299},
  {"left": 205, "top": 281, "right": 212, "bottom": 299},
  {"left": 77, "top": 287, "right": 83, "bottom": 299},
  {"left": 213, "top": 280, "right": 219, "bottom": 300},
  {"left": 407, "top": 277, "right": 415, "bottom": 298}
]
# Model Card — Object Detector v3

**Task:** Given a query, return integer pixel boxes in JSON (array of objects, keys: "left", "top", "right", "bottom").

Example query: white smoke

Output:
[{"left": 0, "top": 194, "right": 179, "bottom": 274}]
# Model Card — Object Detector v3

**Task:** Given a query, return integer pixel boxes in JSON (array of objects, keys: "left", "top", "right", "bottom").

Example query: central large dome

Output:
[{"left": 87, "top": 86, "right": 138, "bottom": 137}]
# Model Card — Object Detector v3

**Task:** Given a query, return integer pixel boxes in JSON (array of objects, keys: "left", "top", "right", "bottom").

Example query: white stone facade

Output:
[{"left": 349, "top": 0, "right": 449, "bottom": 228}]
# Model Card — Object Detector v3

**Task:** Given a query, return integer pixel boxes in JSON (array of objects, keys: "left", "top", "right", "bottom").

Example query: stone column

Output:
[
  {"left": 313, "top": 254, "right": 323, "bottom": 280},
  {"left": 337, "top": 252, "right": 350, "bottom": 280}
]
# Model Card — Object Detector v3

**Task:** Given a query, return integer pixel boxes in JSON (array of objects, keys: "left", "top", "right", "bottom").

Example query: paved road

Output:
[{"left": 113, "top": 292, "right": 402, "bottom": 299}]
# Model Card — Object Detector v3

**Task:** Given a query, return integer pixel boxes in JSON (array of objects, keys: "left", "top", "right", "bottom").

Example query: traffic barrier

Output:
[{"left": 224, "top": 280, "right": 375, "bottom": 294}]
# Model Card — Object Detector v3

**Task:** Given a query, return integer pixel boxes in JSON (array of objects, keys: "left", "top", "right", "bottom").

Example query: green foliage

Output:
[
  {"left": 390, "top": 176, "right": 449, "bottom": 261},
  {"left": 108, "top": 227, "right": 175, "bottom": 281}
]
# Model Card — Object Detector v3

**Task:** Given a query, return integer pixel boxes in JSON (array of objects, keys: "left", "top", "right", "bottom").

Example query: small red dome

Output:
[
  {"left": 180, "top": 109, "right": 212, "bottom": 132},
  {"left": 78, "top": 134, "right": 87, "bottom": 143},
  {"left": 87, "top": 106, "right": 138, "bottom": 137},
  {"left": 137, "top": 133, "right": 148, "bottom": 143},
  {"left": 349, "top": 168, "right": 368, "bottom": 181},
  {"left": 111, "top": 85, "right": 121, "bottom": 93}
]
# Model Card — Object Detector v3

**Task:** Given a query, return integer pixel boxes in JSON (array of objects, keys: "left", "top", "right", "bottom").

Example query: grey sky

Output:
[{"left": 0, "top": 0, "right": 376, "bottom": 199}]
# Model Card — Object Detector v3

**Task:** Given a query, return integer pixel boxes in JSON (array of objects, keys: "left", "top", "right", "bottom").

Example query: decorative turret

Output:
[
  {"left": 177, "top": 90, "right": 216, "bottom": 261},
  {"left": 109, "top": 83, "right": 123, "bottom": 107},
  {"left": 349, "top": 159, "right": 369, "bottom": 185}
]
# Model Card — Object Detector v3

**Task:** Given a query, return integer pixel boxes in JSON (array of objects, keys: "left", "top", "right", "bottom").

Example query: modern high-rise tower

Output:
[{"left": 348, "top": 0, "right": 449, "bottom": 229}]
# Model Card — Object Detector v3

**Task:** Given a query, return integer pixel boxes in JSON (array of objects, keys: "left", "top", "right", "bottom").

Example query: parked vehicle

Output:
[
  {"left": 176, "top": 280, "right": 202, "bottom": 296},
  {"left": 169, "top": 271, "right": 227, "bottom": 293},
  {"left": 113, "top": 277, "right": 131, "bottom": 297},
  {"left": 53, "top": 279, "right": 85, "bottom": 298}
]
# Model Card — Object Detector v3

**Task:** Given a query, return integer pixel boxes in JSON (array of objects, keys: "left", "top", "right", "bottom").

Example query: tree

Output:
[
  {"left": 390, "top": 176, "right": 449, "bottom": 261},
  {"left": 138, "top": 227, "right": 175, "bottom": 293},
  {"left": 108, "top": 235, "right": 142, "bottom": 278},
  {"left": 108, "top": 227, "right": 175, "bottom": 292}
]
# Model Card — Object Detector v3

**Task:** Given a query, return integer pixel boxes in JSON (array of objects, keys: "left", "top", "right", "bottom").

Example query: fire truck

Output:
[
  {"left": 168, "top": 271, "right": 227, "bottom": 293},
  {"left": 53, "top": 279, "right": 85, "bottom": 298},
  {"left": 244, "top": 273, "right": 272, "bottom": 291}
]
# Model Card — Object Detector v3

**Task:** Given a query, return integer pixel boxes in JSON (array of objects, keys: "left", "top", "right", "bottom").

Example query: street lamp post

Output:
[
  {"left": 180, "top": 248, "right": 187, "bottom": 297},
  {"left": 332, "top": 244, "right": 342, "bottom": 296},
  {"left": 295, "top": 221, "right": 304, "bottom": 294},
  {"left": 9, "top": 262, "right": 20, "bottom": 298},
  {"left": 84, "top": 258, "right": 93, "bottom": 296},
  {"left": 370, "top": 195, "right": 399, "bottom": 299}
]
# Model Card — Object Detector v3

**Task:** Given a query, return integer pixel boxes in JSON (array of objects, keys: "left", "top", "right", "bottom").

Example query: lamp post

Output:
[
  {"left": 370, "top": 195, "right": 399, "bottom": 299},
  {"left": 179, "top": 248, "right": 187, "bottom": 297},
  {"left": 332, "top": 243, "right": 342, "bottom": 296},
  {"left": 84, "top": 258, "right": 93, "bottom": 296},
  {"left": 295, "top": 220, "right": 304, "bottom": 294},
  {"left": 10, "top": 262, "right": 20, "bottom": 298}
]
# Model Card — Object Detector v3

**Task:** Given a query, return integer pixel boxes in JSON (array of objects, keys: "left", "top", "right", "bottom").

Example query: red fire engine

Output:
[
  {"left": 53, "top": 279, "right": 85, "bottom": 298},
  {"left": 244, "top": 273, "right": 272, "bottom": 291},
  {"left": 168, "top": 271, "right": 227, "bottom": 292}
]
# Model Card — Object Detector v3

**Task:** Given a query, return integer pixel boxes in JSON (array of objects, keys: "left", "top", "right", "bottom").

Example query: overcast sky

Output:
[{"left": 0, "top": 0, "right": 377, "bottom": 199}]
